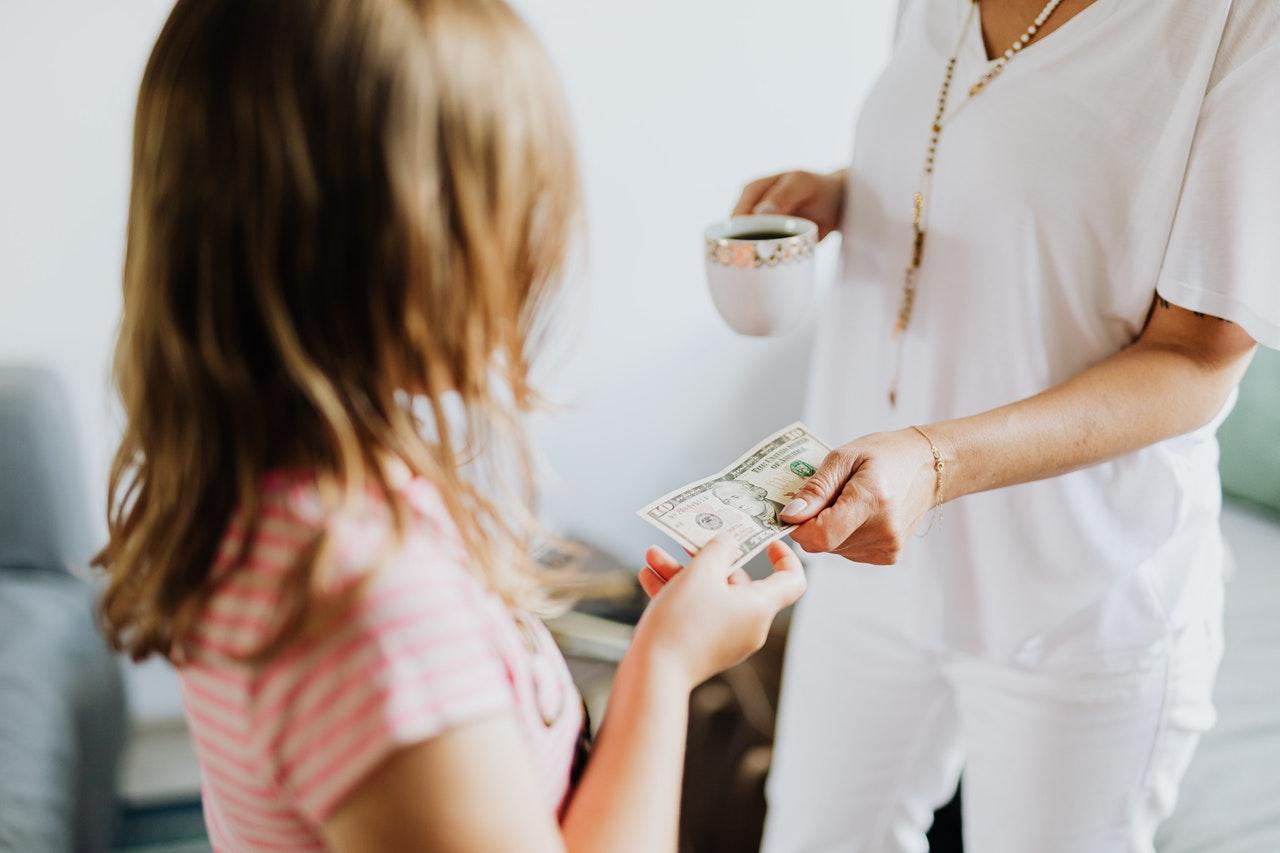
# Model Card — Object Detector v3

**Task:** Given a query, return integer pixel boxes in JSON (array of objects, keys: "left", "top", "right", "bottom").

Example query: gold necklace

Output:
[{"left": 889, "top": 0, "right": 1067, "bottom": 407}]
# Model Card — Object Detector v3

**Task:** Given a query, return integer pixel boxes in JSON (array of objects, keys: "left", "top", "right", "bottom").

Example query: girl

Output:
[
  {"left": 95, "top": 1, "right": 805, "bottom": 850},
  {"left": 733, "top": 0, "right": 1277, "bottom": 850}
]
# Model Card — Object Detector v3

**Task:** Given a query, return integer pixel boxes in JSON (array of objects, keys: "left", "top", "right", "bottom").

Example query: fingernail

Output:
[
  {"left": 752, "top": 200, "right": 778, "bottom": 214},
  {"left": 782, "top": 498, "right": 808, "bottom": 518}
]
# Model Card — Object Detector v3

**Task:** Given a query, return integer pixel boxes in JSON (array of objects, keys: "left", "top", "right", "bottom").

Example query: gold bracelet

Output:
[{"left": 910, "top": 425, "right": 945, "bottom": 536}]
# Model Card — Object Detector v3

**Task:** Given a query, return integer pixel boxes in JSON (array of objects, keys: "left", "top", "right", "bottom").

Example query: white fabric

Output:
[
  {"left": 1155, "top": 501, "right": 1280, "bottom": 852},
  {"left": 1155, "top": 32, "right": 1280, "bottom": 348},
  {"left": 763, "top": 557, "right": 1222, "bottom": 853},
  {"left": 772, "top": 0, "right": 1279, "bottom": 848},
  {"left": 804, "top": 0, "right": 1279, "bottom": 669}
]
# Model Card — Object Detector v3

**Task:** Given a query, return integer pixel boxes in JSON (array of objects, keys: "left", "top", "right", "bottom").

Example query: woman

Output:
[{"left": 738, "top": 0, "right": 1279, "bottom": 850}]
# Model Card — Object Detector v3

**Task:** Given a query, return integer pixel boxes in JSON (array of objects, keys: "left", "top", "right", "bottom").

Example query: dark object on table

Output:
[
  {"left": 535, "top": 536, "right": 647, "bottom": 625},
  {"left": 0, "top": 367, "right": 127, "bottom": 852}
]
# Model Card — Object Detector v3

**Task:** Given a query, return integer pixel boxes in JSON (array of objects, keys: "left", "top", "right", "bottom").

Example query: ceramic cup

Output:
[{"left": 704, "top": 214, "right": 817, "bottom": 337}]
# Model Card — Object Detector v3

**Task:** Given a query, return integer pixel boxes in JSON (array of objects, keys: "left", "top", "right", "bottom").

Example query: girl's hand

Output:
[
  {"left": 632, "top": 537, "right": 806, "bottom": 689},
  {"left": 778, "top": 429, "right": 942, "bottom": 565},
  {"left": 732, "top": 169, "right": 847, "bottom": 240}
]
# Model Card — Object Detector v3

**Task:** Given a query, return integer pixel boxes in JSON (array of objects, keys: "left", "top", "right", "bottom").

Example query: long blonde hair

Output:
[{"left": 96, "top": 0, "right": 580, "bottom": 661}]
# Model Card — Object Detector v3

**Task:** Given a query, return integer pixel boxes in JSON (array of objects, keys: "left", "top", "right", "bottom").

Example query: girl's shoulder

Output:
[
  {"left": 182, "top": 473, "right": 523, "bottom": 827},
  {"left": 234, "top": 468, "right": 472, "bottom": 579},
  {"left": 193, "top": 470, "right": 497, "bottom": 664}
]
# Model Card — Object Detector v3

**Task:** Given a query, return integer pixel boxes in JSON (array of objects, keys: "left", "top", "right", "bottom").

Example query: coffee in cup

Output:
[{"left": 704, "top": 214, "right": 817, "bottom": 337}]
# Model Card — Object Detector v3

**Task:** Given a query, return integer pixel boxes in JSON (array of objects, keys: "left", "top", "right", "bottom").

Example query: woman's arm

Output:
[
  {"left": 324, "top": 539, "right": 806, "bottom": 852},
  {"left": 780, "top": 298, "right": 1258, "bottom": 563}
]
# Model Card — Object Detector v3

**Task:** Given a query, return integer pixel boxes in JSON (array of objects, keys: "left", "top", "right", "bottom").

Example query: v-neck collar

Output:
[{"left": 962, "top": 0, "right": 1122, "bottom": 72}]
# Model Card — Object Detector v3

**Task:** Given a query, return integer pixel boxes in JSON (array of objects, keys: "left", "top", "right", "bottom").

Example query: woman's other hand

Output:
[
  {"left": 633, "top": 537, "right": 806, "bottom": 688},
  {"left": 732, "top": 169, "right": 847, "bottom": 240},
  {"left": 778, "top": 430, "right": 943, "bottom": 565}
]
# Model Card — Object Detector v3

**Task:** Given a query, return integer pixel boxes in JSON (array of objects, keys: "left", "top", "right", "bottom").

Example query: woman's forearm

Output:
[
  {"left": 783, "top": 300, "right": 1258, "bottom": 564},
  {"left": 929, "top": 331, "right": 1256, "bottom": 502},
  {"left": 560, "top": 644, "right": 690, "bottom": 853}
]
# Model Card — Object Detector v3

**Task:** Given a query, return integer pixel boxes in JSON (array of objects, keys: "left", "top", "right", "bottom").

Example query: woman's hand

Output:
[
  {"left": 732, "top": 169, "right": 847, "bottom": 240},
  {"left": 633, "top": 537, "right": 806, "bottom": 688},
  {"left": 778, "top": 429, "right": 942, "bottom": 565}
]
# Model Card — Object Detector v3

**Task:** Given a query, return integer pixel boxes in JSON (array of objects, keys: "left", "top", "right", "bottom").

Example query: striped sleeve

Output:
[{"left": 258, "top": 547, "right": 515, "bottom": 824}]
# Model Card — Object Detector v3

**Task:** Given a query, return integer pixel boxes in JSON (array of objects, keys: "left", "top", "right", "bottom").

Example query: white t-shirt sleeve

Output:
[
  {"left": 1156, "top": 45, "right": 1280, "bottom": 350},
  {"left": 893, "top": 0, "right": 914, "bottom": 46}
]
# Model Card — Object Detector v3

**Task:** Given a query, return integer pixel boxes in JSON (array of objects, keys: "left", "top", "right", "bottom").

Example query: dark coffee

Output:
[{"left": 729, "top": 230, "right": 796, "bottom": 240}]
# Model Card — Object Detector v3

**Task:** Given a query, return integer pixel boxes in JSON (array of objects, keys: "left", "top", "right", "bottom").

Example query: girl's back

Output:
[{"left": 182, "top": 472, "right": 581, "bottom": 849}]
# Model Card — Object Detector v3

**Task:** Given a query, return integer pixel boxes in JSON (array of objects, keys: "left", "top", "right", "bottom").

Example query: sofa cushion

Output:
[
  {"left": 0, "top": 568, "right": 126, "bottom": 852},
  {"left": 0, "top": 367, "right": 93, "bottom": 573},
  {"left": 1218, "top": 348, "right": 1280, "bottom": 514}
]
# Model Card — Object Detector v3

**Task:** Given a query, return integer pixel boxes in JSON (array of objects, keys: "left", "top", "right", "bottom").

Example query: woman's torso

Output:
[{"left": 808, "top": 0, "right": 1270, "bottom": 668}]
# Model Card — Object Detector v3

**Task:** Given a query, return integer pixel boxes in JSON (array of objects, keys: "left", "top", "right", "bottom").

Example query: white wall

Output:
[
  {"left": 0, "top": 1, "right": 894, "bottom": 719},
  {"left": 0, "top": 2, "right": 176, "bottom": 542},
  {"left": 1, "top": 0, "right": 181, "bottom": 722},
  {"left": 517, "top": 0, "right": 895, "bottom": 560}
]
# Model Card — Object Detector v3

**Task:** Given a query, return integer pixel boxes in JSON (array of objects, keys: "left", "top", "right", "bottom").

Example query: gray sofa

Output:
[{"left": 0, "top": 367, "right": 127, "bottom": 853}]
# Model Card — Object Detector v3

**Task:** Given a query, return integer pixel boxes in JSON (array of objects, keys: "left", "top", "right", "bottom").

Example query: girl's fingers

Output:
[
  {"left": 642, "top": 539, "right": 751, "bottom": 592},
  {"left": 766, "top": 539, "right": 803, "bottom": 572},
  {"left": 644, "top": 545, "right": 683, "bottom": 580},
  {"left": 637, "top": 567, "right": 665, "bottom": 598},
  {"left": 751, "top": 541, "right": 807, "bottom": 609},
  {"left": 687, "top": 534, "right": 740, "bottom": 579}
]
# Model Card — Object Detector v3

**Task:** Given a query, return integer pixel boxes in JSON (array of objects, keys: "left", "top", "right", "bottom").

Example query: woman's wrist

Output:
[{"left": 916, "top": 421, "right": 961, "bottom": 504}]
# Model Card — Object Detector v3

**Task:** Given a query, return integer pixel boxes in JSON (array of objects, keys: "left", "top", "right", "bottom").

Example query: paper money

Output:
[{"left": 637, "top": 422, "right": 832, "bottom": 568}]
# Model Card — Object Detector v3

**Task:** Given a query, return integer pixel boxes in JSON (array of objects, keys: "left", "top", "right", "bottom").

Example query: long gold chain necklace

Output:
[{"left": 888, "top": 0, "right": 1066, "bottom": 407}]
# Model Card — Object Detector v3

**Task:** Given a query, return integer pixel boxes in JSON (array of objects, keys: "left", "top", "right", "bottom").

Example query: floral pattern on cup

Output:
[{"left": 706, "top": 232, "right": 817, "bottom": 268}]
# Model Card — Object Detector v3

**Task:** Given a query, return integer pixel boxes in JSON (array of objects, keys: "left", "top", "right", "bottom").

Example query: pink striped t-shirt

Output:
[{"left": 177, "top": 472, "right": 583, "bottom": 851}]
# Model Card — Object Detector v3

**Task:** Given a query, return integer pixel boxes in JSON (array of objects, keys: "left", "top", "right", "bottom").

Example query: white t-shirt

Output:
[{"left": 807, "top": 0, "right": 1280, "bottom": 670}]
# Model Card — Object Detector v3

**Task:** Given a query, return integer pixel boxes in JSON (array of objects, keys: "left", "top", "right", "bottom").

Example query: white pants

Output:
[{"left": 761, "top": 560, "right": 1222, "bottom": 853}]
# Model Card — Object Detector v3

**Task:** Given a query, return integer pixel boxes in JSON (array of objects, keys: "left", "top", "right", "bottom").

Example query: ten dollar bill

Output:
[{"left": 637, "top": 422, "right": 832, "bottom": 568}]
